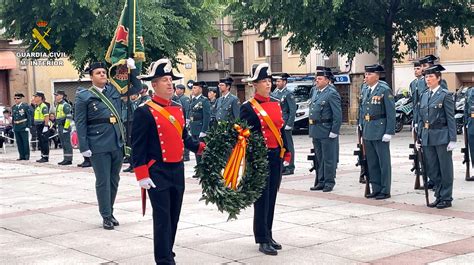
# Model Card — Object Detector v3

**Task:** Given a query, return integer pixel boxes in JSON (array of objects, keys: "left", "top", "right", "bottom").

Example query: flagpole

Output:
[{"left": 125, "top": 0, "right": 135, "bottom": 158}]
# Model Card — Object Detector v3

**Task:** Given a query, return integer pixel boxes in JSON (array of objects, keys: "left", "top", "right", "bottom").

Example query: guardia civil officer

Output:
[
  {"left": 54, "top": 90, "right": 74, "bottom": 165},
  {"left": 419, "top": 54, "right": 447, "bottom": 90},
  {"left": 12, "top": 93, "right": 32, "bottom": 160},
  {"left": 173, "top": 84, "right": 191, "bottom": 161},
  {"left": 358, "top": 64, "right": 396, "bottom": 199},
  {"left": 410, "top": 61, "right": 424, "bottom": 125},
  {"left": 215, "top": 77, "right": 240, "bottom": 123},
  {"left": 271, "top": 73, "right": 297, "bottom": 175},
  {"left": 208, "top": 87, "right": 218, "bottom": 128},
  {"left": 417, "top": 64, "right": 456, "bottom": 208},
  {"left": 33, "top": 91, "right": 50, "bottom": 163},
  {"left": 137, "top": 83, "right": 151, "bottom": 106},
  {"left": 189, "top": 81, "right": 210, "bottom": 164},
  {"left": 464, "top": 86, "right": 474, "bottom": 181},
  {"left": 308, "top": 69, "right": 342, "bottom": 192},
  {"left": 132, "top": 59, "right": 204, "bottom": 264},
  {"left": 75, "top": 62, "right": 126, "bottom": 229},
  {"left": 240, "top": 63, "right": 291, "bottom": 256}
]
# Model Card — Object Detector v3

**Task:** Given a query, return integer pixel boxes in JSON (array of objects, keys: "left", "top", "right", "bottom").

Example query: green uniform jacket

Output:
[
  {"left": 418, "top": 87, "right": 456, "bottom": 146},
  {"left": 75, "top": 84, "right": 124, "bottom": 154},
  {"left": 271, "top": 87, "right": 297, "bottom": 128},
  {"left": 359, "top": 81, "right": 396, "bottom": 140},
  {"left": 12, "top": 102, "right": 32, "bottom": 132},
  {"left": 215, "top": 93, "right": 240, "bottom": 122},
  {"left": 188, "top": 95, "right": 210, "bottom": 136}
]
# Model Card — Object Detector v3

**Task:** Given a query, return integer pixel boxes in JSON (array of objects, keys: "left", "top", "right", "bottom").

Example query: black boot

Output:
[{"left": 258, "top": 243, "right": 277, "bottom": 255}]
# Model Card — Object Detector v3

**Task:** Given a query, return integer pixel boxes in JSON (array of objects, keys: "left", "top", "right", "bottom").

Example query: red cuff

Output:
[
  {"left": 284, "top": 152, "right": 291, "bottom": 163},
  {"left": 197, "top": 142, "right": 206, "bottom": 155},
  {"left": 134, "top": 159, "right": 156, "bottom": 181}
]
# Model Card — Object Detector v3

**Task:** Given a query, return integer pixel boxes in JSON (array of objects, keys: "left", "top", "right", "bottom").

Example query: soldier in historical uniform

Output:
[
  {"left": 189, "top": 81, "right": 210, "bottom": 164},
  {"left": 359, "top": 64, "right": 396, "bottom": 200},
  {"left": 54, "top": 90, "right": 74, "bottom": 165},
  {"left": 417, "top": 64, "right": 456, "bottom": 208},
  {"left": 11, "top": 93, "right": 32, "bottom": 160},
  {"left": 33, "top": 91, "right": 50, "bottom": 163},
  {"left": 216, "top": 77, "right": 240, "bottom": 123},
  {"left": 173, "top": 84, "right": 191, "bottom": 161},
  {"left": 240, "top": 63, "right": 291, "bottom": 256},
  {"left": 132, "top": 59, "right": 204, "bottom": 264},
  {"left": 271, "top": 73, "right": 297, "bottom": 175},
  {"left": 208, "top": 87, "right": 218, "bottom": 128},
  {"left": 75, "top": 62, "right": 125, "bottom": 230},
  {"left": 308, "top": 69, "right": 342, "bottom": 192},
  {"left": 464, "top": 86, "right": 474, "bottom": 180}
]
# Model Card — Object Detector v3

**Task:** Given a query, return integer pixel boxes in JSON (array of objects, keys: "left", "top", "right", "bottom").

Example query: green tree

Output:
[
  {"left": 0, "top": 0, "right": 221, "bottom": 72},
  {"left": 226, "top": 0, "right": 474, "bottom": 88}
]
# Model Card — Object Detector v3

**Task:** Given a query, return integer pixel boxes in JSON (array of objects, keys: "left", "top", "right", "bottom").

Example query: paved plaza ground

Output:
[{"left": 1, "top": 127, "right": 473, "bottom": 264}]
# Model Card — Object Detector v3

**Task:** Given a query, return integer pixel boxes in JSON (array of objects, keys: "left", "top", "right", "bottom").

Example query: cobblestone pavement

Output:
[{"left": 1, "top": 126, "right": 473, "bottom": 264}]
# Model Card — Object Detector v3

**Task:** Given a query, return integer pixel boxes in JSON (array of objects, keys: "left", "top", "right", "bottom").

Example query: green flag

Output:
[{"left": 105, "top": 0, "right": 145, "bottom": 94}]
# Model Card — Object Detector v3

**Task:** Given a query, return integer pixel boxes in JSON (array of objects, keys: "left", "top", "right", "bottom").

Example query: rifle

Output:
[
  {"left": 461, "top": 125, "right": 474, "bottom": 181},
  {"left": 354, "top": 126, "right": 370, "bottom": 197},
  {"left": 409, "top": 128, "right": 423, "bottom": 190},
  {"left": 308, "top": 148, "right": 319, "bottom": 187},
  {"left": 417, "top": 143, "right": 430, "bottom": 206}
]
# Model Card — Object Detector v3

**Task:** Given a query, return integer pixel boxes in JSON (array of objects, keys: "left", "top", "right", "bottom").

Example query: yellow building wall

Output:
[
  {"left": 439, "top": 38, "right": 474, "bottom": 61},
  {"left": 27, "top": 59, "right": 81, "bottom": 103}
]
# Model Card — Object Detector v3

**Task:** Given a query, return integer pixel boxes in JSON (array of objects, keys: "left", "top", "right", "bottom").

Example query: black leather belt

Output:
[
  {"left": 309, "top": 119, "right": 332, "bottom": 125},
  {"left": 364, "top": 114, "right": 386, "bottom": 121},
  {"left": 88, "top": 117, "right": 117, "bottom": 125},
  {"left": 424, "top": 122, "right": 447, "bottom": 129}
]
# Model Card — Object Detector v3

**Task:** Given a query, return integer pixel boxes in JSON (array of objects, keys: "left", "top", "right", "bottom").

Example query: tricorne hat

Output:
[
  {"left": 137, "top": 59, "right": 184, "bottom": 81},
  {"left": 244, "top": 63, "right": 272, "bottom": 82},
  {"left": 424, "top": 64, "right": 446, "bottom": 75}
]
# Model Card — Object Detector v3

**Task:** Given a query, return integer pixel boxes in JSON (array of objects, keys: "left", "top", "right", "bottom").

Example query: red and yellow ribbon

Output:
[{"left": 223, "top": 124, "right": 251, "bottom": 190}]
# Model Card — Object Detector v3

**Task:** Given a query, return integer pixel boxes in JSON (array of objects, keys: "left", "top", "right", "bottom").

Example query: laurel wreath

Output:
[{"left": 196, "top": 121, "right": 268, "bottom": 220}]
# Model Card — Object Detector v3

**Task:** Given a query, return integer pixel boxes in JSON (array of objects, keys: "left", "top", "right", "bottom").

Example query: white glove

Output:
[
  {"left": 25, "top": 128, "right": 29, "bottom": 132},
  {"left": 283, "top": 161, "right": 290, "bottom": 167},
  {"left": 186, "top": 119, "right": 190, "bottom": 126},
  {"left": 447, "top": 141, "right": 457, "bottom": 151},
  {"left": 139, "top": 178, "right": 156, "bottom": 190},
  {"left": 126, "top": 58, "right": 136, "bottom": 69},
  {"left": 415, "top": 142, "right": 421, "bottom": 151},
  {"left": 199, "top": 132, "right": 207, "bottom": 138},
  {"left": 63, "top": 129, "right": 69, "bottom": 133},
  {"left": 329, "top": 132, "right": 338, "bottom": 138},
  {"left": 285, "top": 125, "right": 292, "bottom": 130},
  {"left": 42, "top": 126, "right": 48, "bottom": 133},
  {"left": 81, "top": 150, "right": 92, "bottom": 157},
  {"left": 382, "top": 134, "right": 392, "bottom": 142}
]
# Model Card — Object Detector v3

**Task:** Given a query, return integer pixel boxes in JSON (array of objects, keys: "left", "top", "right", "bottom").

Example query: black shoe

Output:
[
  {"left": 310, "top": 184, "right": 324, "bottom": 191},
  {"left": 110, "top": 215, "right": 119, "bottom": 226},
  {"left": 36, "top": 157, "right": 48, "bottom": 163},
  {"left": 123, "top": 166, "right": 134, "bottom": 173},
  {"left": 16, "top": 158, "right": 23, "bottom": 161},
  {"left": 426, "top": 182, "right": 435, "bottom": 189},
  {"left": 58, "top": 160, "right": 71, "bottom": 165},
  {"left": 366, "top": 192, "right": 379, "bottom": 199},
  {"left": 81, "top": 160, "right": 92, "bottom": 168},
  {"left": 258, "top": 243, "right": 277, "bottom": 256},
  {"left": 103, "top": 217, "right": 114, "bottom": 230},
  {"left": 123, "top": 157, "right": 130, "bottom": 164},
  {"left": 323, "top": 186, "right": 333, "bottom": 192},
  {"left": 427, "top": 199, "right": 440, "bottom": 208},
  {"left": 270, "top": 238, "right": 282, "bottom": 250},
  {"left": 192, "top": 175, "right": 199, "bottom": 179},
  {"left": 375, "top": 194, "right": 391, "bottom": 200},
  {"left": 436, "top": 201, "right": 452, "bottom": 209},
  {"left": 359, "top": 177, "right": 366, "bottom": 184}
]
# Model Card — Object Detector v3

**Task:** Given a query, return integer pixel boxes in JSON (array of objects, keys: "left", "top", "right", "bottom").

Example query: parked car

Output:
[{"left": 286, "top": 81, "right": 314, "bottom": 132}]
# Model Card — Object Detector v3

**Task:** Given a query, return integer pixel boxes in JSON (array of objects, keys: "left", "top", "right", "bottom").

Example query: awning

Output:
[{"left": 0, "top": 51, "right": 17, "bottom": 70}]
